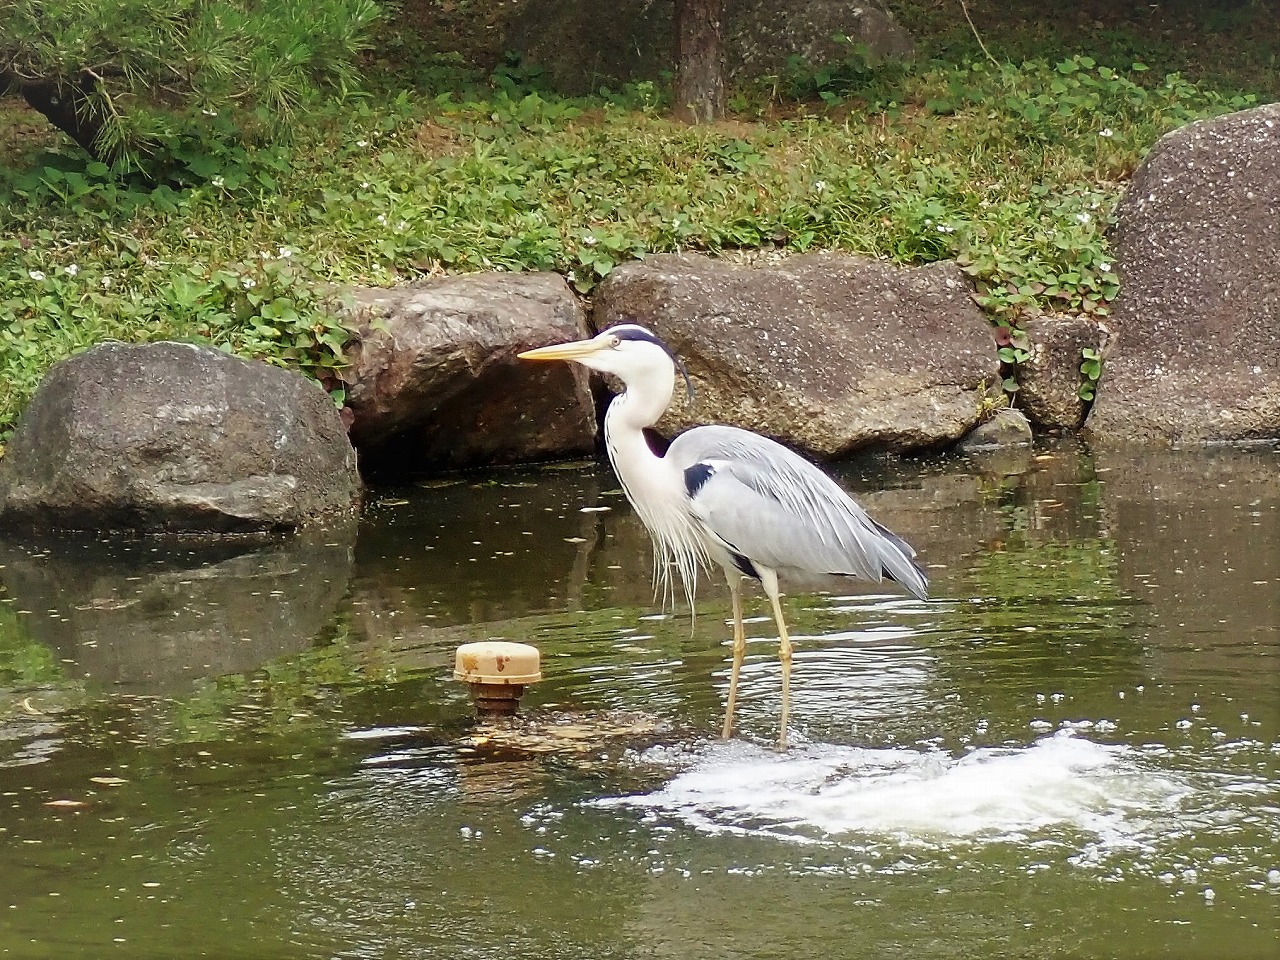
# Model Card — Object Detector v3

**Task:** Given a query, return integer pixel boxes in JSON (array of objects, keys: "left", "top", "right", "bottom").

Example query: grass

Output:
[{"left": 0, "top": 0, "right": 1272, "bottom": 443}]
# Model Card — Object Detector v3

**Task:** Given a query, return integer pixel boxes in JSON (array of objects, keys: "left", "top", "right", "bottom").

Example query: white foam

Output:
[{"left": 602, "top": 732, "right": 1191, "bottom": 848}]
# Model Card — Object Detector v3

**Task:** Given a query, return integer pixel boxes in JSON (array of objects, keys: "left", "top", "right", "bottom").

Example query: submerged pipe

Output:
[{"left": 453, "top": 641, "right": 542, "bottom": 717}]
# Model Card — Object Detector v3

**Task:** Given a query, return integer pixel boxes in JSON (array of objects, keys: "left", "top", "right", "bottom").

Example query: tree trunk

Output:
[
  {"left": 18, "top": 77, "right": 109, "bottom": 162},
  {"left": 674, "top": 0, "right": 724, "bottom": 123}
]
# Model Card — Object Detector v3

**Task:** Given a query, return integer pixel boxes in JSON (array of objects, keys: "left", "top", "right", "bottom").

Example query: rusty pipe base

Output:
[{"left": 468, "top": 682, "right": 527, "bottom": 717}]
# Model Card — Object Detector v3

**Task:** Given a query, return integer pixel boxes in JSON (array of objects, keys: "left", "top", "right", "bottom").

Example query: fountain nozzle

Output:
[{"left": 453, "top": 641, "right": 542, "bottom": 717}]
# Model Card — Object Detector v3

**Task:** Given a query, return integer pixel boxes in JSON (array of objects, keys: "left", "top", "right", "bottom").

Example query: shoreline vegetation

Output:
[{"left": 0, "top": 1, "right": 1273, "bottom": 445}]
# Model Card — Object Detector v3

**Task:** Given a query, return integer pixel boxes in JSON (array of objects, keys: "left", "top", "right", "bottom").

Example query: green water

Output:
[{"left": 0, "top": 442, "right": 1276, "bottom": 959}]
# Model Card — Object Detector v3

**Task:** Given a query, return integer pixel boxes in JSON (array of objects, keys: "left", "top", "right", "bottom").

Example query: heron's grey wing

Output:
[{"left": 667, "top": 425, "right": 929, "bottom": 600}]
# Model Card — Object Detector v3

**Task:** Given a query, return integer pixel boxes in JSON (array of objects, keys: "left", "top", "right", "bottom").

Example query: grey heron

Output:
[{"left": 519, "top": 323, "right": 928, "bottom": 747}]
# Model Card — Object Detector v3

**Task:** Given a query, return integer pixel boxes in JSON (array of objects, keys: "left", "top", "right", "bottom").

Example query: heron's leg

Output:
[
  {"left": 759, "top": 567, "right": 793, "bottom": 750},
  {"left": 722, "top": 577, "right": 746, "bottom": 739}
]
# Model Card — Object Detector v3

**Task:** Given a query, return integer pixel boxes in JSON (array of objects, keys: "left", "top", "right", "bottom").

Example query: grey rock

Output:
[
  {"left": 726, "top": 0, "right": 914, "bottom": 81},
  {"left": 957, "top": 407, "right": 1033, "bottom": 451},
  {"left": 0, "top": 342, "right": 360, "bottom": 535},
  {"left": 593, "top": 252, "right": 999, "bottom": 457},
  {"left": 504, "top": 0, "right": 670, "bottom": 95},
  {"left": 1086, "top": 103, "right": 1280, "bottom": 442},
  {"left": 504, "top": 0, "right": 913, "bottom": 95},
  {"left": 342, "top": 272, "right": 596, "bottom": 475},
  {"left": 1017, "top": 314, "right": 1113, "bottom": 432}
]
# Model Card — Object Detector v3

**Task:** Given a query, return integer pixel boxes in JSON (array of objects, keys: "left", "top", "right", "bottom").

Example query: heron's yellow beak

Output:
[{"left": 517, "top": 338, "right": 604, "bottom": 362}]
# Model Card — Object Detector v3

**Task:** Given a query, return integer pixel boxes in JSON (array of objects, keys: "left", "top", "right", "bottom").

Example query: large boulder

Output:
[
  {"left": 503, "top": 0, "right": 913, "bottom": 95},
  {"left": 0, "top": 342, "right": 360, "bottom": 535},
  {"left": 593, "top": 252, "right": 999, "bottom": 457},
  {"left": 1086, "top": 103, "right": 1280, "bottom": 441},
  {"left": 726, "top": 0, "right": 914, "bottom": 81},
  {"left": 341, "top": 272, "right": 597, "bottom": 476}
]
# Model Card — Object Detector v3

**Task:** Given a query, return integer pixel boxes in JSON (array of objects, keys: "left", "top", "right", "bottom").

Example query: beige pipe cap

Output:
[{"left": 453, "top": 641, "right": 542, "bottom": 685}]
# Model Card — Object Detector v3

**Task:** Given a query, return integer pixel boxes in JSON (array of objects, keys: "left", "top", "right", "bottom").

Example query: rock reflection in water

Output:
[{"left": 0, "top": 525, "right": 356, "bottom": 693}]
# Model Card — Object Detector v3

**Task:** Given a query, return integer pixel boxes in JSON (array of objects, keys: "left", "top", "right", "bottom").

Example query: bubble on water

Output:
[{"left": 599, "top": 731, "right": 1192, "bottom": 850}]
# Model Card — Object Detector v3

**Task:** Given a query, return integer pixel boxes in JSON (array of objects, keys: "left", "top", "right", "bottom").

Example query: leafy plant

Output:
[
  {"left": 995, "top": 325, "right": 1033, "bottom": 396},
  {"left": 1078, "top": 346, "right": 1103, "bottom": 401},
  {"left": 782, "top": 36, "right": 911, "bottom": 107}
]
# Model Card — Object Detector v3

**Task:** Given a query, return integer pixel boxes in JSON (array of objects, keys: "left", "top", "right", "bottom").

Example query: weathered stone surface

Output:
[
  {"left": 957, "top": 407, "right": 1033, "bottom": 451},
  {"left": 0, "top": 342, "right": 360, "bottom": 535},
  {"left": 1086, "top": 103, "right": 1280, "bottom": 442},
  {"left": 593, "top": 252, "right": 999, "bottom": 457},
  {"left": 342, "top": 272, "right": 596, "bottom": 476},
  {"left": 726, "top": 0, "right": 914, "bottom": 81},
  {"left": 504, "top": 0, "right": 912, "bottom": 94},
  {"left": 503, "top": 0, "right": 669, "bottom": 95},
  {"left": 1017, "top": 314, "right": 1113, "bottom": 432}
]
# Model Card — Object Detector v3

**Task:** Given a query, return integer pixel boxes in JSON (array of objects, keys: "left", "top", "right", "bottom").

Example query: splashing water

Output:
[{"left": 602, "top": 731, "right": 1194, "bottom": 849}]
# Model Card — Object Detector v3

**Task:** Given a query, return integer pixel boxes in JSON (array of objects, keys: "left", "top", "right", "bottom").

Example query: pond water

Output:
[{"left": 0, "top": 441, "right": 1276, "bottom": 959}]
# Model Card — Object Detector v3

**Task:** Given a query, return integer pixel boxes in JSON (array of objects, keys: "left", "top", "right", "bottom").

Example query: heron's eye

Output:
[{"left": 608, "top": 335, "right": 621, "bottom": 348}]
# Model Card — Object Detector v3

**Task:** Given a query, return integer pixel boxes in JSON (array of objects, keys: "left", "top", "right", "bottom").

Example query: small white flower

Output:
[
  {"left": 28, "top": 270, "right": 46, "bottom": 281},
  {"left": 396, "top": 220, "right": 408, "bottom": 232},
  {"left": 1075, "top": 212, "right": 1091, "bottom": 224},
  {"left": 278, "top": 246, "right": 293, "bottom": 259},
  {"left": 65, "top": 263, "right": 79, "bottom": 276},
  {"left": 376, "top": 214, "right": 388, "bottom": 225},
  {"left": 1099, "top": 127, "right": 1114, "bottom": 138},
  {"left": 360, "top": 181, "right": 371, "bottom": 190},
  {"left": 242, "top": 277, "right": 255, "bottom": 289},
  {"left": 936, "top": 224, "right": 955, "bottom": 233},
  {"left": 201, "top": 108, "right": 218, "bottom": 117},
  {"left": 1099, "top": 262, "right": 1111, "bottom": 272},
  {"left": 356, "top": 139, "right": 369, "bottom": 148},
  {"left": 101, "top": 276, "right": 112, "bottom": 289},
  {"left": 582, "top": 235, "right": 598, "bottom": 246},
  {"left": 813, "top": 180, "right": 827, "bottom": 192},
  {"left": 211, "top": 176, "right": 225, "bottom": 188}
]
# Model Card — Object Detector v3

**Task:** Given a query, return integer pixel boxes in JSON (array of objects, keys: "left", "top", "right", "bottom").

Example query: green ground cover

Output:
[{"left": 0, "top": 1, "right": 1272, "bottom": 442}]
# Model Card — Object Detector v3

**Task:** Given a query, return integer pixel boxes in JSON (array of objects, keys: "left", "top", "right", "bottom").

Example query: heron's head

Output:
[{"left": 519, "top": 324, "right": 693, "bottom": 398}]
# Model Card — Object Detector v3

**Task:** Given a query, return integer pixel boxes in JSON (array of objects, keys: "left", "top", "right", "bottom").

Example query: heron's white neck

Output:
[
  {"left": 602, "top": 377, "right": 707, "bottom": 609},
  {"left": 602, "top": 381, "right": 671, "bottom": 494},
  {"left": 601, "top": 364, "right": 676, "bottom": 496},
  {"left": 608, "top": 362, "right": 674, "bottom": 432}
]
